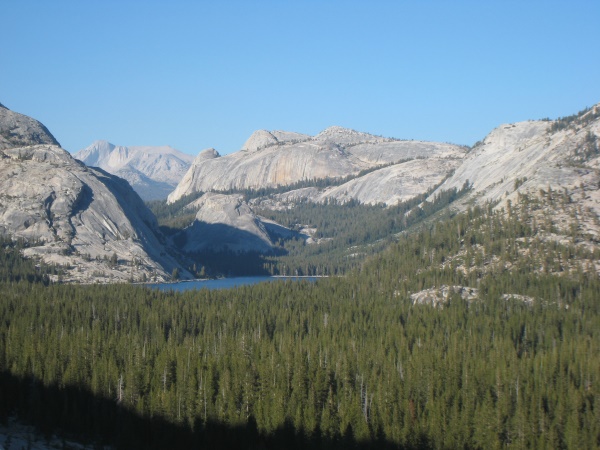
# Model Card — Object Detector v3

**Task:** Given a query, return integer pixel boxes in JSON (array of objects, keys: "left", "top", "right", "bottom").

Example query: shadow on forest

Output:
[
  {"left": 179, "top": 222, "right": 294, "bottom": 277},
  {"left": 0, "top": 371, "right": 431, "bottom": 450}
]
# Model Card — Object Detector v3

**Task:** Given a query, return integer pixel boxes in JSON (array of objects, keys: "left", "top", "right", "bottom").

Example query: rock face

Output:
[
  {"left": 409, "top": 286, "right": 534, "bottom": 308},
  {"left": 170, "top": 106, "right": 600, "bottom": 257},
  {"left": 182, "top": 193, "right": 302, "bottom": 254},
  {"left": 410, "top": 285, "right": 479, "bottom": 307},
  {"left": 75, "top": 140, "right": 194, "bottom": 200},
  {"left": 431, "top": 105, "right": 600, "bottom": 217},
  {"left": 257, "top": 157, "right": 463, "bottom": 207},
  {"left": 0, "top": 104, "right": 186, "bottom": 283},
  {"left": 183, "top": 193, "right": 273, "bottom": 253},
  {"left": 0, "top": 103, "right": 60, "bottom": 150},
  {"left": 166, "top": 126, "right": 467, "bottom": 254},
  {"left": 168, "top": 127, "right": 466, "bottom": 203},
  {"left": 241, "top": 130, "right": 311, "bottom": 152},
  {"left": 321, "top": 158, "right": 463, "bottom": 205}
]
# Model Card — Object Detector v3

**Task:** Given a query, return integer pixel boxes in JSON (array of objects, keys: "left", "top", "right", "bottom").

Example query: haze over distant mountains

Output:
[{"left": 74, "top": 141, "right": 194, "bottom": 201}]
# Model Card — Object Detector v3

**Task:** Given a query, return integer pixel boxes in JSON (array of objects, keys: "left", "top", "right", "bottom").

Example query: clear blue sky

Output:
[{"left": 2, "top": 1, "right": 599, "bottom": 155}]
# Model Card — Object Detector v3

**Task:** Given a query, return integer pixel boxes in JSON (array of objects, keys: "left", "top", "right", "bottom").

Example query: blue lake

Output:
[{"left": 151, "top": 276, "right": 320, "bottom": 292}]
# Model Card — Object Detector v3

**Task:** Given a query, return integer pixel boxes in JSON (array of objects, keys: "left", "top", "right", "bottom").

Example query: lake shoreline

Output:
[{"left": 149, "top": 275, "right": 324, "bottom": 292}]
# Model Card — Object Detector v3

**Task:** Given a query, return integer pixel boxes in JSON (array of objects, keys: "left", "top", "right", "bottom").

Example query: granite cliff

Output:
[
  {"left": 0, "top": 105, "right": 186, "bottom": 283},
  {"left": 431, "top": 105, "right": 600, "bottom": 232},
  {"left": 171, "top": 106, "right": 600, "bottom": 257},
  {"left": 168, "top": 127, "right": 466, "bottom": 254},
  {"left": 0, "top": 103, "right": 60, "bottom": 150},
  {"left": 168, "top": 127, "right": 466, "bottom": 203}
]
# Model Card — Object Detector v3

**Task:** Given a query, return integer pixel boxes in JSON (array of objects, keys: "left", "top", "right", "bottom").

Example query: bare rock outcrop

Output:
[
  {"left": 241, "top": 130, "right": 279, "bottom": 152},
  {"left": 180, "top": 192, "right": 306, "bottom": 254},
  {"left": 410, "top": 285, "right": 479, "bottom": 307},
  {"left": 0, "top": 144, "right": 186, "bottom": 282},
  {"left": 0, "top": 103, "right": 188, "bottom": 282},
  {"left": 409, "top": 286, "right": 535, "bottom": 308},
  {"left": 168, "top": 127, "right": 466, "bottom": 203},
  {"left": 430, "top": 105, "right": 600, "bottom": 217},
  {"left": 242, "top": 130, "right": 311, "bottom": 152},
  {"left": 183, "top": 193, "right": 274, "bottom": 253},
  {"left": 258, "top": 157, "right": 463, "bottom": 207},
  {"left": 347, "top": 140, "right": 465, "bottom": 165},
  {"left": 0, "top": 103, "right": 60, "bottom": 150},
  {"left": 168, "top": 139, "right": 367, "bottom": 202}
]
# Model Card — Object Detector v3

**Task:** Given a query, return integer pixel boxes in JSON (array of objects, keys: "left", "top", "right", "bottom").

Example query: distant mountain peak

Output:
[
  {"left": 91, "top": 138, "right": 111, "bottom": 144},
  {"left": 74, "top": 142, "right": 194, "bottom": 200}
]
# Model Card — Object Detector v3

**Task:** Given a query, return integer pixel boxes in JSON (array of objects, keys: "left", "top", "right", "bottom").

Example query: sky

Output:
[{"left": 2, "top": 1, "right": 599, "bottom": 156}]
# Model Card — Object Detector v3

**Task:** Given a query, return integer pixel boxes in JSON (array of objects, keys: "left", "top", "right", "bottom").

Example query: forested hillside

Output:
[
  {"left": 149, "top": 182, "right": 471, "bottom": 277},
  {"left": 0, "top": 237, "right": 58, "bottom": 284},
  {"left": 1, "top": 192, "right": 598, "bottom": 449}
]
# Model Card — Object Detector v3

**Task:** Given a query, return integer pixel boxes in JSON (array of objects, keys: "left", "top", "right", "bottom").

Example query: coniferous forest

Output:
[
  {"left": 150, "top": 181, "right": 471, "bottom": 278},
  {"left": 1, "top": 196, "right": 599, "bottom": 449}
]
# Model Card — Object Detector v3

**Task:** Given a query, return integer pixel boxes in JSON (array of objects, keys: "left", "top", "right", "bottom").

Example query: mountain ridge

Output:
[
  {"left": 75, "top": 140, "right": 194, "bottom": 200},
  {"left": 430, "top": 105, "right": 600, "bottom": 217},
  {"left": 168, "top": 127, "right": 466, "bottom": 203},
  {"left": 3, "top": 100, "right": 600, "bottom": 280},
  {"left": 159, "top": 103, "right": 600, "bottom": 267}
]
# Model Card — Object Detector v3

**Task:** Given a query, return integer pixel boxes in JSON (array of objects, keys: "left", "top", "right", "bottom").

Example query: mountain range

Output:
[
  {"left": 165, "top": 107, "right": 599, "bottom": 256},
  {"left": 0, "top": 100, "right": 598, "bottom": 281},
  {"left": 74, "top": 140, "right": 194, "bottom": 201},
  {"left": 168, "top": 127, "right": 466, "bottom": 203}
]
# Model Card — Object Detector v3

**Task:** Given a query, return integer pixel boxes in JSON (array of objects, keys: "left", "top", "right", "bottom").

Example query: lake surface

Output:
[{"left": 152, "top": 276, "right": 320, "bottom": 292}]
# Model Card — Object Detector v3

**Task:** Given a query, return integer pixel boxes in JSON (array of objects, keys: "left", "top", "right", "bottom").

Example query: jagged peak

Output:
[
  {"left": 76, "top": 141, "right": 194, "bottom": 165},
  {"left": 80, "top": 141, "right": 193, "bottom": 157},
  {"left": 74, "top": 140, "right": 116, "bottom": 167}
]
